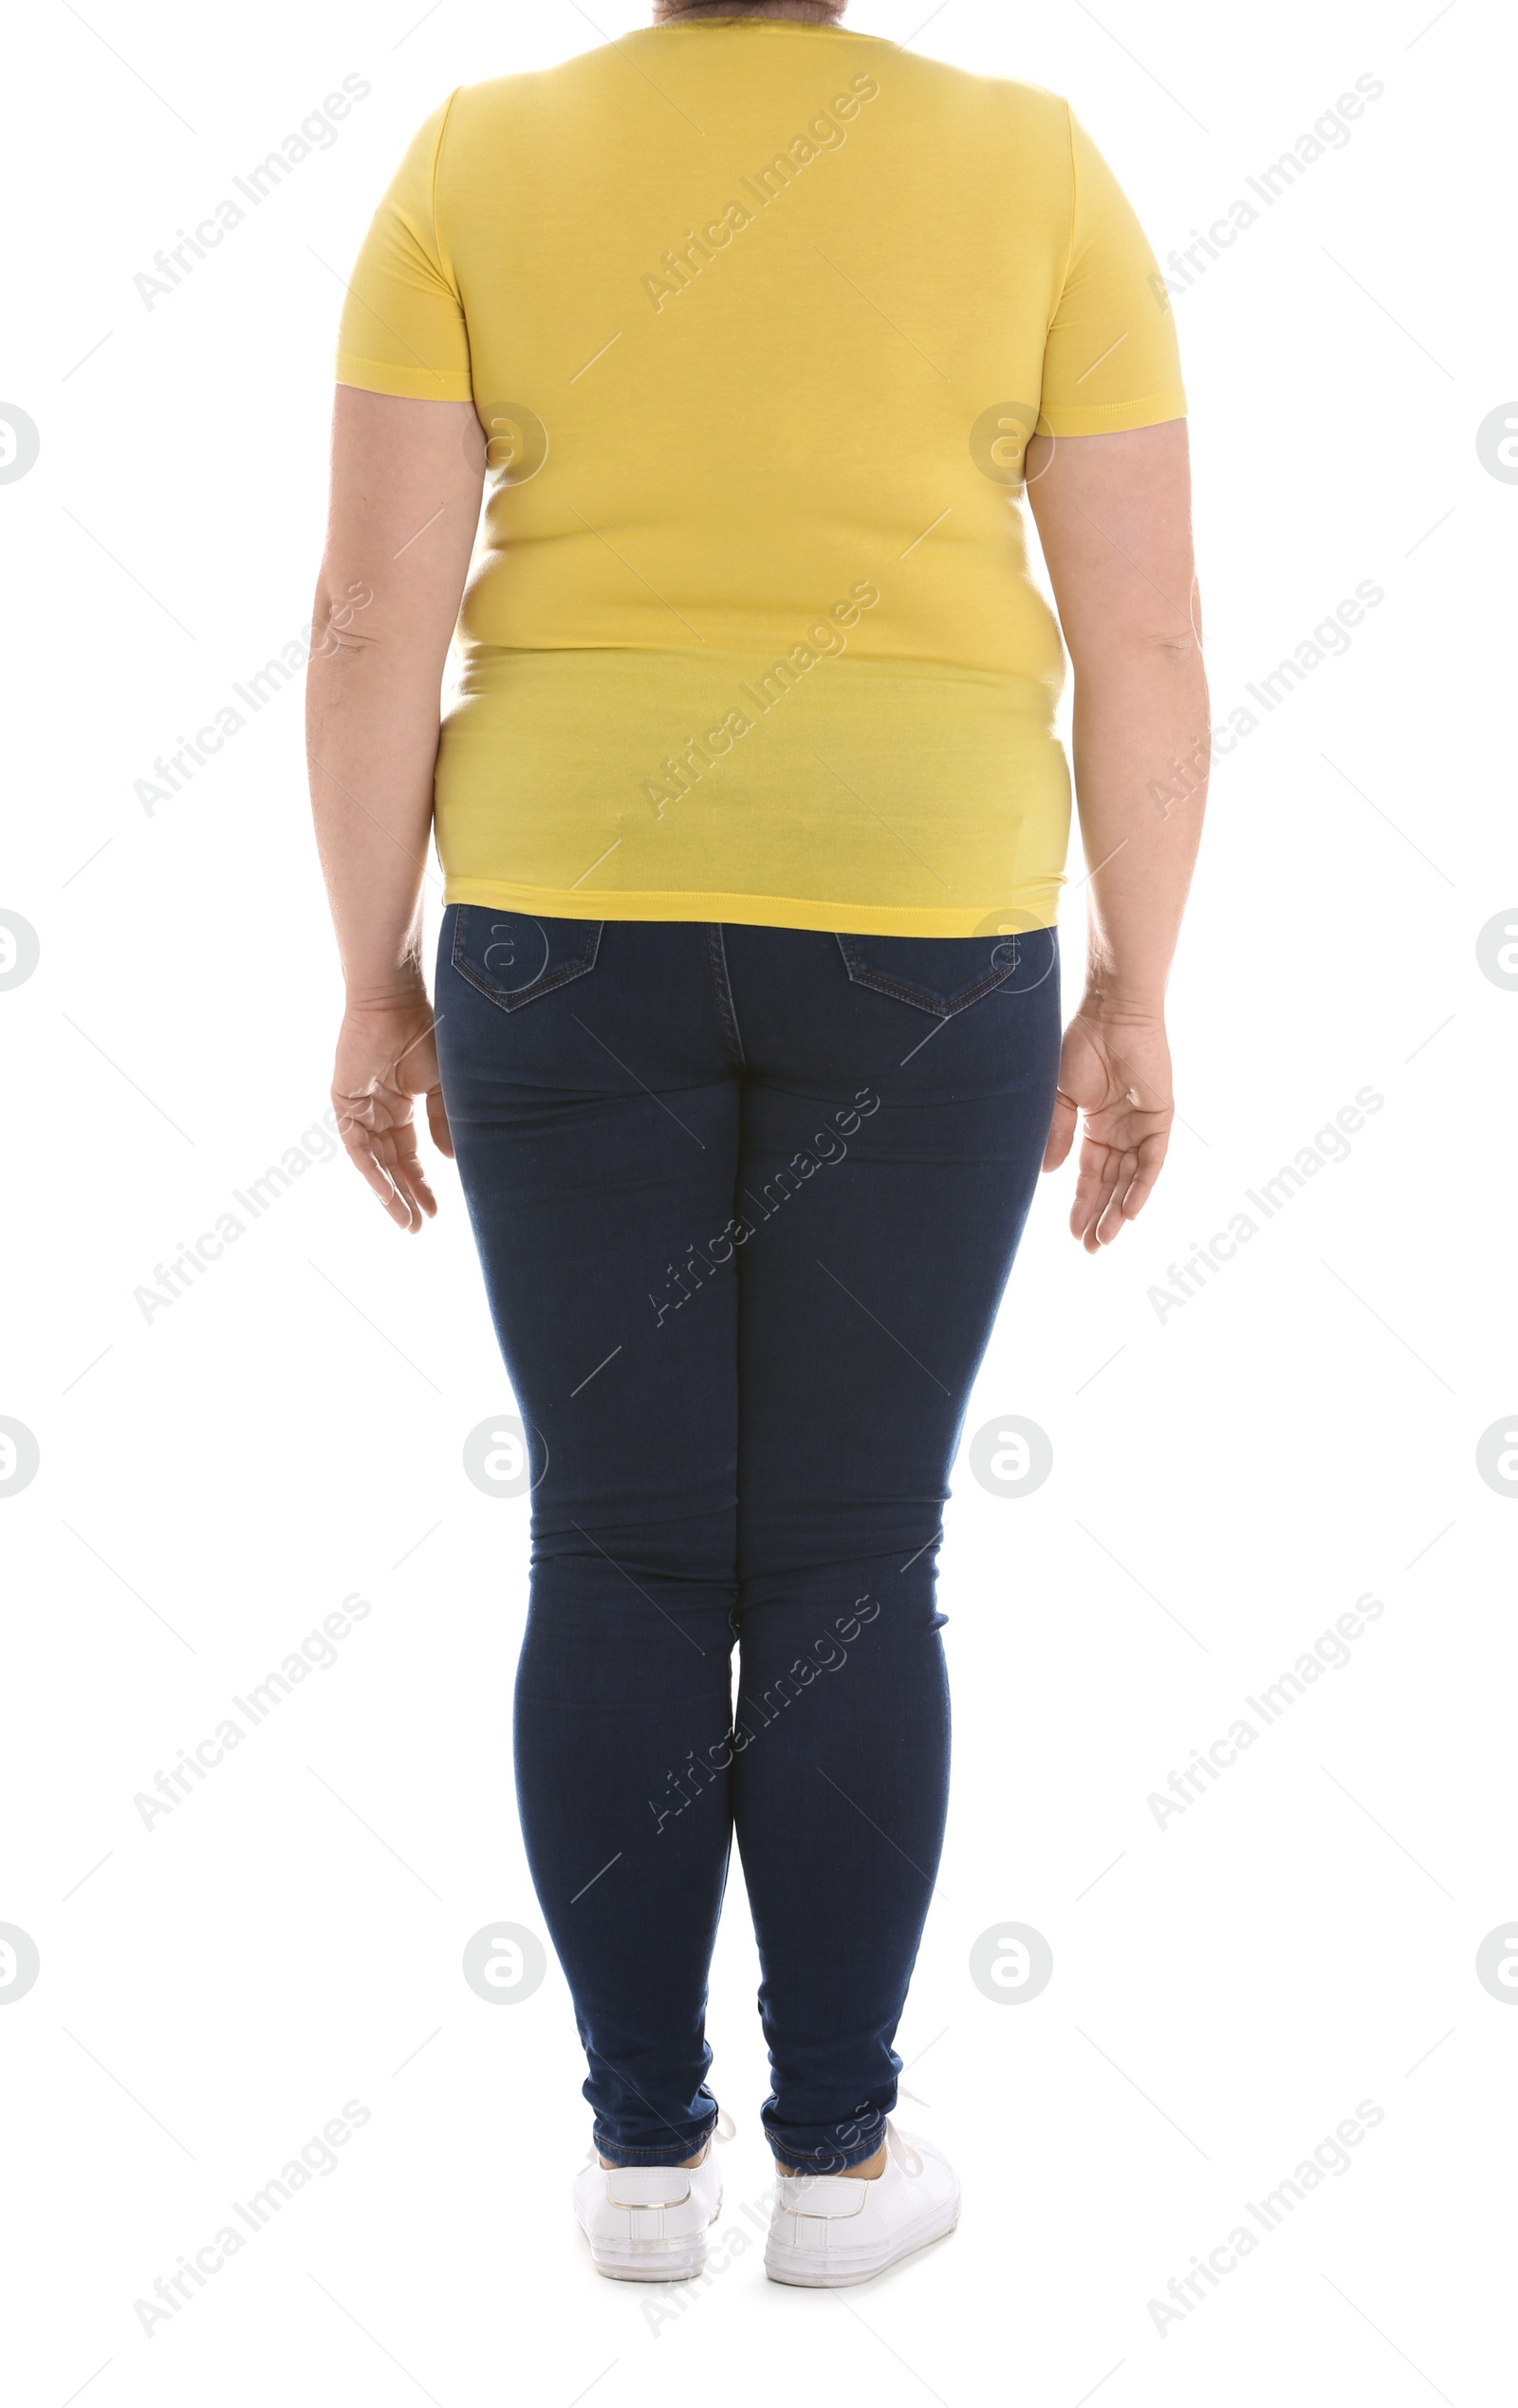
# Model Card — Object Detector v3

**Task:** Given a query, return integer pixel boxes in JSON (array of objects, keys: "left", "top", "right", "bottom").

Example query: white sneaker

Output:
[
  {"left": 765, "top": 2121, "right": 959, "bottom": 2288},
  {"left": 572, "top": 2112, "right": 732, "bottom": 2283}
]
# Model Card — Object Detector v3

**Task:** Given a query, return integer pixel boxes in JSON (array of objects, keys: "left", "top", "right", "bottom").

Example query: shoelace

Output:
[{"left": 883, "top": 2120, "right": 923, "bottom": 2177}]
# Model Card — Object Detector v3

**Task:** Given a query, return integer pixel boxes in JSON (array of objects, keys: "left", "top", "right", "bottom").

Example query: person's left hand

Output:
[
  {"left": 331, "top": 993, "right": 454, "bottom": 1232},
  {"left": 1042, "top": 1002, "right": 1174, "bottom": 1251}
]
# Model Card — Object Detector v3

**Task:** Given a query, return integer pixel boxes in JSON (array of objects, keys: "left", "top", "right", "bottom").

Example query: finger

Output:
[
  {"left": 1093, "top": 1150, "right": 1142, "bottom": 1246},
  {"left": 1071, "top": 1143, "right": 1122, "bottom": 1250},
  {"left": 426, "top": 1083, "right": 455, "bottom": 1161},
  {"left": 1067, "top": 1151, "right": 1104, "bottom": 1242},
  {"left": 384, "top": 1163, "right": 435, "bottom": 1228},
  {"left": 1070, "top": 1128, "right": 1120, "bottom": 1217},
  {"left": 391, "top": 1163, "right": 438, "bottom": 1224},
  {"left": 354, "top": 1139, "right": 423, "bottom": 1232},
  {"left": 1114, "top": 1132, "right": 1172, "bottom": 1226},
  {"left": 337, "top": 1110, "right": 426, "bottom": 1232},
  {"left": 385, "top": 1112, "right": 429, "bottom": 1182},
  {"left": 374, "top": 1122, "right": 437, "bottom": 1226},
  {"left": 1042, "top": 1091, "right": 1077, "bottom": 1173}
]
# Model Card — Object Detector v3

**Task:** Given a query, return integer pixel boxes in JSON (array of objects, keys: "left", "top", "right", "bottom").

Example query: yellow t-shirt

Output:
[{"left": 337, "top": 23, "right": 1185, "bottom": 935}]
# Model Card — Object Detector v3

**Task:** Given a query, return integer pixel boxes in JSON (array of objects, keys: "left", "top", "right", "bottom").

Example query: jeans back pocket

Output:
[
  {"left": 450, "top": 907, "right": 603, "bottom": 1012},
  {"left": 835, "top": 927, "right": 1056, "bottom": 1018}
]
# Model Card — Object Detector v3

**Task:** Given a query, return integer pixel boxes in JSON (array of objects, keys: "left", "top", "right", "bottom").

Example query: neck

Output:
[{"left": 655, "top": 4, "right": 845, "bottom": 22}]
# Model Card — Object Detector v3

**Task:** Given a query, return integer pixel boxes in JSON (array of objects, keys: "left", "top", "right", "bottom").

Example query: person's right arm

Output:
[{"left": 1025, "top": 417, "right": 1209, "bottom": 1252}]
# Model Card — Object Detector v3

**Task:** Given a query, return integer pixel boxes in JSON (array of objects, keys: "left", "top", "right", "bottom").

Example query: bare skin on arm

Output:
[
  {"left": 1025, "top": 418, "right": 1209, "bottom": 1251},
  {"left": 305, "top": 386, "right": 485, "bottom": 1230}
]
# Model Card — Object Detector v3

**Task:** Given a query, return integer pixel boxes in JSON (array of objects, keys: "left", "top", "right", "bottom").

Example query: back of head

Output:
[{"left": 652, "top": 3, "right": 849, "bottom": 21}]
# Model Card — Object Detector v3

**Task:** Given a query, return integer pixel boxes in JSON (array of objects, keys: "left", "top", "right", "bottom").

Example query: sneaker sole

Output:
[
  {"left": 765, "top": 2198, "right": 960, "bottom": 2288},
  {"left": 580, "top": 2199, "right": 723, "bottom": 2285}
]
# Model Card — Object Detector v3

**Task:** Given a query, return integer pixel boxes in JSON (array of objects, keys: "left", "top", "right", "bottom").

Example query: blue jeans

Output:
[{"left": 435, "top": 911, "right": 1061, "bottom": 2170}]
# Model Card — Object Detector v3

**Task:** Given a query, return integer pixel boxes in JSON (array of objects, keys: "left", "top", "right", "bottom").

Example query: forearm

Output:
[
  {"left": 1067, "top": 638, "right": 1210, "bottom": 1012},
  {"left": 305, "top": 609, "right": 445, "bottom": 1005}
]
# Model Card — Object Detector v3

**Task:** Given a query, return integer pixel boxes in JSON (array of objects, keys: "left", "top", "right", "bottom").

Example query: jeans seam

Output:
[
  {"left": 765, "top": 2111, "right": 890, "bottom": 2170},
  {"left": 593, "top": 2110, "right": 717, "bottom": 2168},
  {"left": 704, "top": 924, "right": 746, "bottom": 1066}
]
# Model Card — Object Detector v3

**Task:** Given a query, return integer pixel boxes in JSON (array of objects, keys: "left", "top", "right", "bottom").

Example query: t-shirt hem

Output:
[
  {"left": 441, "top": 877, "right": 1064, "bottom": 937},
  {"left": 1039, "top": 389, "right": 1187, "bottom": 436},
  {"left": 335, "top": 353, "right": 473, "bottom": 401}
]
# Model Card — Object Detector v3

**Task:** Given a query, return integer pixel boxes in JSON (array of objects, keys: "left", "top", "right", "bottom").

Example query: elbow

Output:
[
  {"left": 1067, "top": 623, "right": 1208, "bottom": 681},
  {"left": 1088, "top": 576, "right": 1205, "bottom": 669},
  {"left": 309, "top": 570, "right": 380, "bottom": 664},
  {"left": 1148, "top": 624, "right": 1204, "bottom": 664}
]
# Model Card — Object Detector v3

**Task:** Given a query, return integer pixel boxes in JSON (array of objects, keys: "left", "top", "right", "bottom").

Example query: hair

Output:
[{"left": 653, "top": 2, "right": 848, "bottom": 21}]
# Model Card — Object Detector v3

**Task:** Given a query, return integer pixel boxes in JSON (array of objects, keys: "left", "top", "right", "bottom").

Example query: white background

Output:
[{"left": 3, "top": 1, "right": 1515, "bottom": 2401}]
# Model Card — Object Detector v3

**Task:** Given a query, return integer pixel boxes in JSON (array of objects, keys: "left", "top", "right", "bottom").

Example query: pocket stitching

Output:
[
  {"left": 452, "top": 911, "right": 602, "bottom": 1013},
  {"left": 834, "top": 932, "right": 1017, "bottom": 1019}
]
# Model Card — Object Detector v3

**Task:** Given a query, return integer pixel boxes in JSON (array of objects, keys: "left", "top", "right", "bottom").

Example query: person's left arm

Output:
[{"left": 305, "top": 385, "right": 483, "bottom": 1229}]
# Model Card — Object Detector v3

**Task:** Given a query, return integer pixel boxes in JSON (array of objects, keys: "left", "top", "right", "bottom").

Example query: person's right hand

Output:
[
  {"left": 331, "top": 991, "right": 454, "bottom": 1232},
  {"left": 1042, "top": 1002, "right": 1174, "bottom": 1252}
]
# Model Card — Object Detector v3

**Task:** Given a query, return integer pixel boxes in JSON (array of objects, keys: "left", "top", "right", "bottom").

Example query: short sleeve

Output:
[
  {"left": 335, "top": 95, "right": 473, "bottom": 401},
  {"left": 1039, "top": 105, "right": 1186, "bottom": 437}
]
